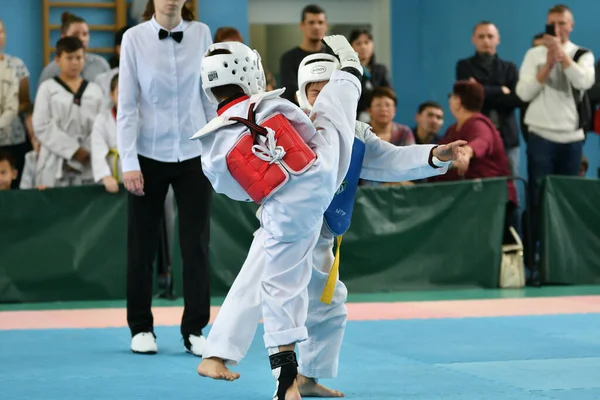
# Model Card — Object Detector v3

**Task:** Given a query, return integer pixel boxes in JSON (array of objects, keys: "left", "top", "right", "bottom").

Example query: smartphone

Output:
[{"left": 545, "top": 23, "right": 556, "bottom": 36}]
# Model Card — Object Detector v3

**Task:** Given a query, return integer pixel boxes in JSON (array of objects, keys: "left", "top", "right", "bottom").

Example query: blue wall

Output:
[{"left": 390, "top": 0, "right": 600, "bottom": 186}]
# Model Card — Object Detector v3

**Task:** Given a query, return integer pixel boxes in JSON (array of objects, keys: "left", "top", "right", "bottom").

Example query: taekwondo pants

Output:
[{"left": 203, "top": 222, "right": 348, "bottom": 379}]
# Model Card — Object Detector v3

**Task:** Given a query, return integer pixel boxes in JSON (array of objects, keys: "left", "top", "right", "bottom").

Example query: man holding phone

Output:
[{"left": 516, "top": 4, "right": 595, "bottom": 272}]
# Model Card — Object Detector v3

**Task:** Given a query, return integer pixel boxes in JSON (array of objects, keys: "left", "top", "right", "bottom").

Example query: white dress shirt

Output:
[{"left": 117, "top": 16, "right": 217, "bottom": 172}]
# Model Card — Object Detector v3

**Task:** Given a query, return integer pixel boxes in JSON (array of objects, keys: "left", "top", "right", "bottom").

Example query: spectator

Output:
[
  {"left": 32, "top": 37, "right": 104, "bottom": 188},
  {"left": 349, "top": 28, "right": 391, "bottom": 122},
  {"left": 38, "top": 12, "right": 110, "bottom": 87},
  {"left": 94, "top": 26, "right": 131, "bottom": 106},
  {"left": 0, "top": 150, "right": 17, "bottom": 190},
  {"left": 265, "top": 70, "right": 276, "bottom": 91},
  {"left": 367, "top": 87, "right": 415, "bottom": 146},
  {"left": 361, "top": 87, "right": 415, "bottom": 186},
  {"left": 108, "top": 26, "right": 131, "bottom": 69},
  {"left": 19, "top": 135, "right": 46, "bottom": 190},
  {"left": 279, "top": 4, "right": 327, "bottom": 104},
  {"left": 456, "top": 21, "right": 523, "bottom": 177},
  {"left": 213, "top": 26, "right": 244, "bottom": 43},
  {"left": 430, "top": 80, "right": 518, "bottom": 243},
  {"left": 412, "top": 101, "right": 444, "bottom": 145},
  {"left": 0, "top": 57, "right": 19, "bottom": 173},
  {"left": 516, "top": 4, "right": 595, "bottom": 266},
  {"left": 92, "top": 73, "right": 120, "bottom": 193},
  {"left": 117, "top": 0, "right": 215, "bottom": 356},
  {"left": 0, "top": 19, "right": 33, "bottom": 188}
]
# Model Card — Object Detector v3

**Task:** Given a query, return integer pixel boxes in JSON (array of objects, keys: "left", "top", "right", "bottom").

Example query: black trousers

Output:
[{"left": 127, "top": 155, "right": 212, "bottom": 338}]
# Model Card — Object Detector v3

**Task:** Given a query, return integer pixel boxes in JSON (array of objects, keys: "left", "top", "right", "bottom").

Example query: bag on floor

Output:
[{"left": 499, "top": 226, "right": 525, "bottom": 288}]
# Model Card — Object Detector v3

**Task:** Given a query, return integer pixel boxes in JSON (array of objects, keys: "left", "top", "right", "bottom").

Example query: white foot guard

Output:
[{"left": 131, "top": 332, "right": 157, "bottom": 354}]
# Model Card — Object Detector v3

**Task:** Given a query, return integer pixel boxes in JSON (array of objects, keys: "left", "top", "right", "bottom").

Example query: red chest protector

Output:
[{"left": 226, "top": 103, "right": 317, "bottom": 204}]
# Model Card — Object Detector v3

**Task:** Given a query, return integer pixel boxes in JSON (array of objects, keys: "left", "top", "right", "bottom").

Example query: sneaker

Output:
[
  {"left": 131, "top": 332, "right": 158, "bottom": 354},
  {"left": 184, "top": 334, "right": 206, "bottom": 357}
]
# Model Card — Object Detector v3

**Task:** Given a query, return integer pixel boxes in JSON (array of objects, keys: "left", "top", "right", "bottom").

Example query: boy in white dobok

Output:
[
  {"left": 190, "top": 37, "right": 363, "bottom": 400},
  {"left": 196, "top": 53, "right": 468, "bottom": 397}
]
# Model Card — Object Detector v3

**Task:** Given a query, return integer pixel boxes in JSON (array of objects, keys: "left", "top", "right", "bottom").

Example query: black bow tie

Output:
[{"left": 158, "top": 29, "right": 183, "bottom": 43}]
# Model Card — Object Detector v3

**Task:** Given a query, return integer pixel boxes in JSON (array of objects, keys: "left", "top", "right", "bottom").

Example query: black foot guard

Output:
[{"left": 269, "top": 350, "right": 298, "bottom": 400}]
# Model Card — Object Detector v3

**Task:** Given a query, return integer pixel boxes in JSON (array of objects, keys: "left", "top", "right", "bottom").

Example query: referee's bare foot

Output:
[
  {"left": 297, "top": 374, "right": 344, "bottom": 397},
  {"left": 197, "top": 357, "right": 240, "bottom": 381}
]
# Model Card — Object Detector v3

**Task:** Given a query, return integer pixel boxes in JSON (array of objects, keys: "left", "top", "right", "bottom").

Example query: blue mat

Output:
[{"left": 1, "top": 314, "right": 600, "bottom": 399}]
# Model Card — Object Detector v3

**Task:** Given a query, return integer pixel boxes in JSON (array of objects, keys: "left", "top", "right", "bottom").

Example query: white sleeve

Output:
[
  {"left": 200, "top": 25, "right": 217, "bottom": 122},
  {"left": 0, "top": 71, "right": 19, "bottom": 129},
  {"left": 564, "top": 51, "right": 596, "bottom": 91},
  {"left": 359, "top": 127, "right": 448, "bottom": 181},
  {"left": 19, "top": 152, "right": 36, "bottom": 189},
  {"left": 116, "top": 32, "right": 141, "bottom": 172},
  {"left": 516, "top": 49, "right": 544, "bottom": 102},
  {"left": 91, "top": 114, "right": 112, "bottom": 182},
  {"left": 32, "top": 83, "right": 80, "bottom": 160}
]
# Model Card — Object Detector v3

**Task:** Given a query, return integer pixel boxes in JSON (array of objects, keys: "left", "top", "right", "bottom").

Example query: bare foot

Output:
[
  {"left": 196, "top": 357, "right": 240, "bottom": 381},
  {"left": 297, "top": 374, "right": 344, "bottom": 397}
]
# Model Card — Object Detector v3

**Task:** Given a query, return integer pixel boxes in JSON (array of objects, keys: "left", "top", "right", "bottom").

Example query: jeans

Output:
[{"left": 524, "top": 133, "right": 583, "bottom": 268}]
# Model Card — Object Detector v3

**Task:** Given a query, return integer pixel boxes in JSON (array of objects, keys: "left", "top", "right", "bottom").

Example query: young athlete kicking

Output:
[
  {"left": 191, "top": 37, "right": 364, "bottom": 400},
  {"left": 195, "top": 52, "right": 468, "bottom": 398}
]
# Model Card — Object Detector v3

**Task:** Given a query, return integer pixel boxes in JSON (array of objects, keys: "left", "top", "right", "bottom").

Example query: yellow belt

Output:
[
  {"left": 108, "top": 148, "right": 120, "bottom": 182},
  {"left": 320, "top": 235, "right": 342, "bottom": 304}
]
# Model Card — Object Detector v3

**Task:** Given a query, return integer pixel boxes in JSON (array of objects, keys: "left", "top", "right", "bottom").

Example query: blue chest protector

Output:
[{"left": 323, "top": 135, "right": 366, "bottom": 236}]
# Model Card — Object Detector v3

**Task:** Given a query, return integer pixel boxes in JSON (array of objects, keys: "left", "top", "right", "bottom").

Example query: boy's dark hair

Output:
[
  {"left": 206, "top": 49, "right": 244, "bottom": 101},
  {"left": 56, "top": 36, "right": 84, "bottom": 56},
  {"left": 417, "top": 101, "right": 443, "bottom": 114},
  {"left": 110, "top": 73, "right": 119, "bottom": 93},
  {"left": 0, "top": 150, "right": 16, "bottom": 169},
  {"left": 301, "top": 4, "right": 326, "bottom": 22}
]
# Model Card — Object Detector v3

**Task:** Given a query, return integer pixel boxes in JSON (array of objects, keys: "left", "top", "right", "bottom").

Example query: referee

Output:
[{"left": 116, "top": 0, "right": 215, "bottom": 356}]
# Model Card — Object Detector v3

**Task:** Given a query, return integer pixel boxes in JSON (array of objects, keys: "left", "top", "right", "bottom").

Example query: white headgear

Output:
[
  {"left": 296, "top": 53, "right": 340, "bottom": 111},
  {"left": 201, "top": 41, "right": 266, "bottom": 105}
]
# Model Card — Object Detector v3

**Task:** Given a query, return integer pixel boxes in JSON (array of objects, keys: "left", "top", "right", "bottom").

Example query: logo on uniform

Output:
[
  {"left": 335, "top": 180, "right": 347, "bottom": 195},
  {"left": 310, "top": 66, "right": 327, "bottom": 74},
  {"left": 208, "top": 71, "right": 218, "bottom": 81}
]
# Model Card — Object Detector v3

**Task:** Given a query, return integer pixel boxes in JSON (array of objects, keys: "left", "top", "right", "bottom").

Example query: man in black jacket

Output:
[
  {"left": 456, "top": 21, "right": 524, "bottom": 177},
  {"left": 279, "top": 5, "right": 328, "bottom": 105}
]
